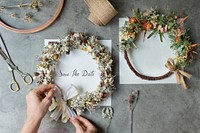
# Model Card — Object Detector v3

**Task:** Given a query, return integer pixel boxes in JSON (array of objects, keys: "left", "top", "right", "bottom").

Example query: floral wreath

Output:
[
  {"left": 34, "top": 32, "right": 114, "bottom": 119},
  {"left": 120, "top": 8, "right": 199, "bottom": 89}
]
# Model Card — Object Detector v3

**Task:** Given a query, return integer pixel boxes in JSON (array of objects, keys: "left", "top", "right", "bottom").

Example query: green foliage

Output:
[{"left": 120, "top": 8, "right": 196, "bottom": 69}]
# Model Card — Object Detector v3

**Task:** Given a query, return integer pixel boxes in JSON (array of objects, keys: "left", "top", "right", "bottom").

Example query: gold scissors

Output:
[{"left": 0, "top": 33, "right": 33, "bottom": 92}]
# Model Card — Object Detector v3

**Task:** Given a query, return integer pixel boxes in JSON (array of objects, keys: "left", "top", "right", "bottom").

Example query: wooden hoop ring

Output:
[
  {"left": 0, "top": 0, "right": 64, "bottom": 34},
  {"left": 124, "top": 50, "right": 173, "bottom": 80}
]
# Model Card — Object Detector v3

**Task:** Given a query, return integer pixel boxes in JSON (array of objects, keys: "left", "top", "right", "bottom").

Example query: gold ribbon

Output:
[{"left": 165, "top": 58, "right": 192, "bottom": 90}]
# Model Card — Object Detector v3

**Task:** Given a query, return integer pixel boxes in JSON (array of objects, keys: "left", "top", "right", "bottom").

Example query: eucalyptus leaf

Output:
[
  {"left": 159, "top": 32, "right": 163, "bottom": 42},
  {"left": 147, "top": 30, "right": 157, "bottom": 39},
  {"left": 168, "top": 22, "right": 174, "bottom": 30}
]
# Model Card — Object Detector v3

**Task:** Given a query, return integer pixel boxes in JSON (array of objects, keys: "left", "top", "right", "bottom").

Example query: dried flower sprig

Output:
[
  {"left": 1, "top": 12, "right": 33, "bottom": 23},
  {"left": 125, "top": 90, "right": 139, "bottom": 133},
  {"left": 0, "top": 0, "right": 42, "bottom": 23},
  {"left": 0, "top": 0, "right": 42, "bottom": 11},
  {"left": 102, "top": 107, "right": 114, "bottom": 119},
  {"left": 34, "top": 32, "right": 115, "bottom": 114}
]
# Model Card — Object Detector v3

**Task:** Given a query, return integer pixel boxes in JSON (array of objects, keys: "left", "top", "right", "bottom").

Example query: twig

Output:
[{"left": 125, "top": 90, "right": 140, "bottom": 133}]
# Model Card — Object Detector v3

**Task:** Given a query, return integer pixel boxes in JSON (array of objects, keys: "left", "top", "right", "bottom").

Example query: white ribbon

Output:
[{"left": 49, "top": 84, "right": 79, "bottom": 123}]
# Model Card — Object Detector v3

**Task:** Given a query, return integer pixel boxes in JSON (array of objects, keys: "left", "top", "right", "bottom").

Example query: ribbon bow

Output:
[
  {"left": 49, "top": 84, "right": 79, "bottom": 123},
  {"left": 165, "top": 58, "right": 192, "bottom": 90}
]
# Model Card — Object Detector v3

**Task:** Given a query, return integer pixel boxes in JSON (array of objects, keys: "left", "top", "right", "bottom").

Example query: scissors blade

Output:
[
  {"left": 0, "top": 33, "right": 17, "bottom": 70},
  {"left": 0, "top": 33, "right": 12, "bottom": 60},
  {"left": 0, "top": 46, "right": 9, "bottom": 60},
  {"left": 0, "top": 47, "right": 17, "bottom": 72}
]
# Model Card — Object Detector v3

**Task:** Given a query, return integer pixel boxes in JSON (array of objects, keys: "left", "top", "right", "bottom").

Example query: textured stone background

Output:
[{"left": 0, "top": 0, "right": 200, "bottom": 133}]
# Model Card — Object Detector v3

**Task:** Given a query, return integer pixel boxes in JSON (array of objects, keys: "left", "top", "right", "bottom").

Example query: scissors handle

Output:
[
  {"left": 8, "top": 62, "right": 33, "bottom": 85},
  {"left": 9, "top": 81, "right": 20, "bottom": 92},
  {"left": 22, "top": 73, "right": 33, "bottom": 85},
  {"left": 9, "top": 70, "right": 20, "bottom": 92}
]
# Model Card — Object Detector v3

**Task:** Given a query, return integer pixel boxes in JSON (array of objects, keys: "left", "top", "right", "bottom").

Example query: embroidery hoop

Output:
[
  {"left": 0, "top": 0, "right": 64, "bottom": 34},
  {"left": 34, "top": 32, "right": 115, "bottom": 113}
]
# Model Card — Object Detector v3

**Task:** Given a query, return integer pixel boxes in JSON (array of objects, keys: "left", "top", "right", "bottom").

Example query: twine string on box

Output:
[{"left": 84, "top": 0, "right": 118, "bottom": 26}]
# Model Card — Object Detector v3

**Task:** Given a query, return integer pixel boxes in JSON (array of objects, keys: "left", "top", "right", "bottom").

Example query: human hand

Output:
[
  {"left": 70, "top": 116, "right": 97, "bottom": 133},
  {"left": 26, "top": 84, "right": 56, "bottom": 122}
]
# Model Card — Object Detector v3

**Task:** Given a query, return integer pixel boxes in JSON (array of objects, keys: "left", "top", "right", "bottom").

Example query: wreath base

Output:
[{"left": 124, "top": 50, "right": 173, "bottom": 80}]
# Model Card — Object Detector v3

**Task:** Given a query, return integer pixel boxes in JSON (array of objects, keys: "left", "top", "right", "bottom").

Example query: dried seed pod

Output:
[
  {"left": 100, "top": 81, "right": 104, "bottom": 87},
  {"left": 102, "top": 93, "right": 108, "bottom": 98},
  {"left": 125, "top": 90, "right": 139, "bottom": 111},
  {"left": 43, "top": 58, "right": 49, "bottom": 62},
  {"left": 53, "top": 54, "right": 59, "bottom": 59},
  {"left": 69, "top": 32, "right": 74, "bottom": 35},
  {"left": 34, "top": 72, "right": 40, "bottom": 76},
  {"left": 90, "top": 45, "right": 94, "bottom": 49},
  {"left": 82, "top": 39, "right": 87, "bottom": 44},
  {"left": 91, "top": 101, "right": 96, "bottom": 104},
  {"left": 37, "top": 64, "right": 42, "bottom": 68},
  {"left": 66, "top": 51, "right": 70, "bottom": 55}
]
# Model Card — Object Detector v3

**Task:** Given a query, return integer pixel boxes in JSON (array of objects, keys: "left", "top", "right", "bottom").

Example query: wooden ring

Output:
[
  {"left": 0, "top": 0, "right": 64, "bottom": 34},
  {"left": 124, "top": 50, "right": 173, "bottom": 80}
]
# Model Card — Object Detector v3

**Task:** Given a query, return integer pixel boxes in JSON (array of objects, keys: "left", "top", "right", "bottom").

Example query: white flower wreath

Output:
[{"left": 34, "top": 32, "right": 115, "bottom": 121}]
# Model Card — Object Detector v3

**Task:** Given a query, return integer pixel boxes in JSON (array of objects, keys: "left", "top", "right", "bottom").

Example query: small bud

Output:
[
  {"left": 34, "top": 72, "right": 40, "bottom": 76},
  {"left": 53, "top": 54, "right": 59, "bottom": 59}
]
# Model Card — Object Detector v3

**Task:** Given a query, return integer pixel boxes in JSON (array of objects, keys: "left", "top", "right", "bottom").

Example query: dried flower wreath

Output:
[
  {"left": 34, "top": 32, "right": 115, "bottom": 114},
  {"left": 120, "top": 8, "right": 199, "bottom": 89}
]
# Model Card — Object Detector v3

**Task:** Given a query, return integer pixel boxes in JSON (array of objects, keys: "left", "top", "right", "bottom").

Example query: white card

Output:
[
  {"left": 44, "top": 39, "right": 112, "bottom": 106},
  {"left": 119, "top": 18, "right": 176, "bottom": 84}
]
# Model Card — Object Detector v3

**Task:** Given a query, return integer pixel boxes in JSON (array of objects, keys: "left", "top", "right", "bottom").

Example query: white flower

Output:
[
  {"left": 143, "top": 10, "right": 151, "bottom": 17},
  {"left": 74, "top": 33, "right": 80, "bottom": 38}
]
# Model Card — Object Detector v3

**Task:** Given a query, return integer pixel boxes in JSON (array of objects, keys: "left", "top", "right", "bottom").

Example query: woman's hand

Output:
[
  {"left": 70, "top": 116, "right": 97, "bottom": 133},
  {"left": 21, "top": 84, "right": 56, "bottom": 133},
  {"left": 26, "top": 84, "right": 56, "bottom": 121}
]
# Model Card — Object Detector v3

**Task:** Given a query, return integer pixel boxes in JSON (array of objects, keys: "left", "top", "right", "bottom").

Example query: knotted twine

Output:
[
  {"left": 84, "top": 0, "right": 118, "bottom": 26},
  {"left": 165, "top": 58, "right": 192, "bottom": 89}
]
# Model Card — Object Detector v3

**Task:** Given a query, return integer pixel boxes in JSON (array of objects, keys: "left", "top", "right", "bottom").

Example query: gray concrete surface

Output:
[{"left": 0, "top": 0, "right": 200, "bottom": 133}]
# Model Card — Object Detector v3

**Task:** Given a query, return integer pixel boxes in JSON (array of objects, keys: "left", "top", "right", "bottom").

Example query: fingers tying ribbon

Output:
[
  {"left": 49, "top": 84, "right": 79, "bottom": 123},
  {"left": 165, "top": 58, "right": 192, "bottom": 90}
]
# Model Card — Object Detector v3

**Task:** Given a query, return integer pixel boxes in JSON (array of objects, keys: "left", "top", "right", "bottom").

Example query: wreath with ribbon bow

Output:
[
  {"left": 34, "top": 32, "right": 114, "bottom": 122},
  {"left": 120, "top": 8, "right": 199, "bottom": 89}
]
